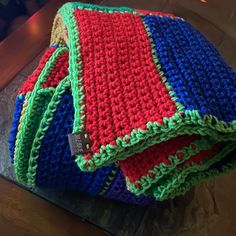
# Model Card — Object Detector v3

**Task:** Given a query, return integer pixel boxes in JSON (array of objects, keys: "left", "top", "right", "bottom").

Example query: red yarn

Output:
[
  {"left": 177, "top": 152, "right": 185, "bottom": 159},
  {"left": 18, "top": 48, "right": 56, "bottom": 95},
  {"left": 120, "top": 135, "right": 198, "bottom": 183},
  {"left": 41, "top": 51, "right": 69, "bottom": 88},
  {"left": 149, "top": 172, "right": 155, "bottom": 178},
  {"left": 136, "top": 9, "right": 177, "bottom": 18},
  {"left": 74, "top": 9, "right": 177, "bottom": 157},
  {"left": 184, "top": 142, "right": 224, "bottom": 165}
]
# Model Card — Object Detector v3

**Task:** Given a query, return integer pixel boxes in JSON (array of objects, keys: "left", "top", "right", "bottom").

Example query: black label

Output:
[{"left": 68, "top": 132, "right": 92, "bottom": 156}]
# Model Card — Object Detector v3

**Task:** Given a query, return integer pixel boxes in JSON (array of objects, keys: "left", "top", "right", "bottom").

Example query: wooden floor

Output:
[{"left": 0, "top": 176, "right": 106, "bottom": 236}]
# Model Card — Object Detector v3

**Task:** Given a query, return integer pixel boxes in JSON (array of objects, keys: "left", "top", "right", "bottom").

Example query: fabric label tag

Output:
[{"left": 68, "top": 132, "right": 92, "bottom": 156}]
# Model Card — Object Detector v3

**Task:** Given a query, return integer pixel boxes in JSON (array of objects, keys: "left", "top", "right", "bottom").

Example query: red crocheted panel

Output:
[
  {"left": 41, "top": 50, "right": 69, "bottom": 88},
  {"left": 120, "top": 136, "right": 224, "bottom": 185},
  {"left": 18, "top": 48, "right": 69, "bottom": 95},
  {"left": 74, "top": 9, "right": 177, "bottom": 156},
  {"left": 120, "top": 135, "right": 199, "bottom": 183},
  {"left": 182, "top": 143, "right": 224, "bottom": 166},
  {"left": 18, "top": 47, "right": 56, "bottom": 95}
]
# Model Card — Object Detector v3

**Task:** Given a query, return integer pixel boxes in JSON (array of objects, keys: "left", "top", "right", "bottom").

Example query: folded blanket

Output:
[
  {"left": 9, "top": 2, "right": 236, "bottom": 203},
  {"left": 9, "top": 46, "right": 153, "bottom": 205}
]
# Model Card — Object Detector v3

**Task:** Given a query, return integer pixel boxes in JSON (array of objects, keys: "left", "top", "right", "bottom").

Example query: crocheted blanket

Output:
[{"left": 9, "top": 2, "right": 236, "bottom": 203}]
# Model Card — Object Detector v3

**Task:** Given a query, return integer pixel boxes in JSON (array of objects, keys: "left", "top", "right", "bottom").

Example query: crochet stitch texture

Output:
[{"left": 9, "top": 2, "right": 236, "bottom": 203}]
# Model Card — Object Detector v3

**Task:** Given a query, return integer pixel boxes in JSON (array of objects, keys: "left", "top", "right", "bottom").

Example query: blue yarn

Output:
[
  {"left": 88, "top": 165, "right": 112, "bottom": 195},
  {"left": 105, "top": 168, "right": 154, "bottom": 205},
  {"left": 210, "top": 154, "right": 234, "bottom": 172},
  {"left": 36, "top": 91, "right": 113, "bottom": 195},
  {"left": 35, "top": 91, "right": 153, "bottom": 204},
  {"left": 51, "top": 44, "right": 60, "bottom": 48},
  {"left": 9, "top": 95, "right": 25, "bottom": 163},
  {"left": 142, "top": 15, "right": 236, "bottom": 122}
]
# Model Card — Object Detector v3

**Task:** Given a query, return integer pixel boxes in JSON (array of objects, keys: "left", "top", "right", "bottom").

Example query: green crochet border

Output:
[
  {"left": 27, "top": 80, "right": 70, "bottom": 186},
  {"left": 56, "top": 3, "right": 236, "bottom": 172},
  {"left": 69, "top": 1, "right": 181, "bottom": 19},
  {"left": 129, "top": 142, "right": 234, "bottom": 200},
  {"left": 76, "top": 112, "right": 236, "bottom": 171},
  {"left": 58, "top": 3, "right": 85, "bottom": 133},
  {"left": 169, "top": 152, "right": 236, "bottom": 198},
  {"left": 70, "top": 2, "right": 136, "bottom": 14},
  {"left": 125, "top": 137, "right": 218, "bottom": 195},
  {"left": 154, "top": 142, "right": 236, "bottom": 200},
  {"left": 14, "top": 47, "right": 68, "bottom": 182}
]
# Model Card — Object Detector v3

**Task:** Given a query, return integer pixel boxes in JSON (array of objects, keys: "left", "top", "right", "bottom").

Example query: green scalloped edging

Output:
[
  {"left": 27, "top": 80, "right": 70, "bottom": 187},
  {"left": 58, "top": 3, "right": 85, "bottom": 133},
  {"left": 14, "top": 47, "right": 68, "bottom": 182},
  {"left": 75, "top": 110, "right": 236, "bottom": 171},
  {"left": 71, "top": 2, "right": 136, "bottom": 14},
  {"left": 153, "top": 142, "right": 236, "bottom": 200},
  {"left": 13, "top": 92, "right": 31, "bottom": 165},
  {"left": 125, "top": 137, "right": 217, "bottom": 195},
  {"left": 168, "top": 153, "right": 236, "bottom": 198}
]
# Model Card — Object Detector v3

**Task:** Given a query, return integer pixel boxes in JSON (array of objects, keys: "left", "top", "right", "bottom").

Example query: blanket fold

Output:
[{"left": 10, "top": 2, "right": 236, "bottom": 203}]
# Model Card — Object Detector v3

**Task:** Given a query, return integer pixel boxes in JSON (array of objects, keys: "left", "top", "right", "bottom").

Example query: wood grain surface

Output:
[{"left": 0, "top": 176, "right": 107, "bottom": 236}]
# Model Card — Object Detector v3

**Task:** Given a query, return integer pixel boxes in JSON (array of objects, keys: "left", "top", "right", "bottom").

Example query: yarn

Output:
[{"left": 10, "top": 2, "right": 236, "bottom": 202}]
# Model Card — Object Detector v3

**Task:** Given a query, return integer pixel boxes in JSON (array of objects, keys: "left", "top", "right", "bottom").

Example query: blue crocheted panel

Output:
[
  {"left": 35, "top": 91, "right": 153, "bottom": 205},
  {"left": 36, "top": 91, "right": 113, "bottom": 194},
  {"left": 143, "top": 15, "right": 236, "bottom": 122},
  {"left": 9, "top": 95, "right": 25, "bottom": 163}
]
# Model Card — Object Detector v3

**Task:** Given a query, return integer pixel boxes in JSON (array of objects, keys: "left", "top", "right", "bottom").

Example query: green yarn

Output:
[
  {"left": 14, "top": 47, "right": 68, "bottom": 182},
  {"left": 70, "top": 2, "right": 136, "bottom": 14},
  {"left": 75, "top": 111, "right": 236, "bottom": 171},
  {"left": 171, "top": 155, "right": 236, "bottom": 198},
  {"left": 27, "top": 80, "right": 70, "bottom": 187},
  {"left": 58, "top": 3, "right": 85, "bottom": 133},
  {"left": 125, "top": 137, "right": 217, "bottom": 196},
  {"left": 153, "top": 142, "right": 236, "bottom": 200}
]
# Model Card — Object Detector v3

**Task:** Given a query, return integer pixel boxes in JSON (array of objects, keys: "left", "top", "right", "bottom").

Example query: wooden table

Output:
[{"left": 0, "top": 176, "right": 106, "bottom": 236}]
